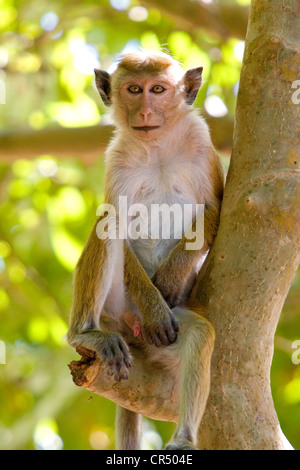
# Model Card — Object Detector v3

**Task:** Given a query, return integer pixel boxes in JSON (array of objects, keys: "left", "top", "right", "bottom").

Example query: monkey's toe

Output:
[
  {"left": 98, "top": 332, "right": 132, "bottom": 381},
  {"left": 143, "top": 310, "right": 179, "bottom": 347},
  {"left": 164, "top": 439, "right": 198, "bottom": 450}
]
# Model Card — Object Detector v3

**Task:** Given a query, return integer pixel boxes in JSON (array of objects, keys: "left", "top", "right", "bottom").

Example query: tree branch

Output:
[
  {"left": 0, "top": 125, "right": 114, "bottom": 164},
  {"left": 141, "top": 0, "right": 249, "bottom": 39},
  {"left": 0, "top": 115, "right": 233, "bottom": 162},
  {"left": 68, "top": 346, "right": 179, "bottom": 423},
  {"left": 191, "top": 0, "right": 300, "bottom": 449}
]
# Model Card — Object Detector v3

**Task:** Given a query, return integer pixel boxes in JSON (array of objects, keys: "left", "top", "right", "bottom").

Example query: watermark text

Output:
[
  {"left": 291, "top": 340, "right": 300, "bottom": 365},
  {"left": 0, "top": 340, "right": 6, "bottom": 364},
  {"left": 291, "top": 80, "right": 300, "bottom": 105},
  {"left": 96, "top": 197, "right": 204, "bottom": 250}
]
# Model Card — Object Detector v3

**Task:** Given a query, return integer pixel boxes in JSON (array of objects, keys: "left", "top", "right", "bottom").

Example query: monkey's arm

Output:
[
  {"left": 151, "top": 203, "right": 221, "bottom": 308},
  {"left": 124, "top": 243, "right": 178, "bottom": 346},
  {"left": 152, "top": 148, "right": 224, "bottom": 308},
  {"left": 68, "top": 221, "right": 111, "bottom": 334},
  {"left": 67, "top": 222, "right": 134, "bottom": 382}
]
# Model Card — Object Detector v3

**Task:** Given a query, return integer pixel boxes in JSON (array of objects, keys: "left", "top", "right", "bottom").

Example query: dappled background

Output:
[{"left": 0, "top": 0, "right": 299, "bottom": 450}]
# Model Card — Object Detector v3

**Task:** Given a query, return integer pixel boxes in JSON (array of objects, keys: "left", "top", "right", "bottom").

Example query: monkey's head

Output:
[{"left": 94, "top": 51, "right": 203, "bottom": 141}]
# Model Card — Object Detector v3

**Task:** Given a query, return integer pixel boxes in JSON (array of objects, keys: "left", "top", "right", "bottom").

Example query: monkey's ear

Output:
[
  {"left": 183, "top": 66, "right": 203, "bottom": 105},
  {"left": 94, "top": 69, "right": 112, "bottom": 106}
]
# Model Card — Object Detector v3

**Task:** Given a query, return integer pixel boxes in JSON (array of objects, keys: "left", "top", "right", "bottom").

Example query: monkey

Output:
[{"left": 67, "top": 51, "right": 224, "bottom": 450}]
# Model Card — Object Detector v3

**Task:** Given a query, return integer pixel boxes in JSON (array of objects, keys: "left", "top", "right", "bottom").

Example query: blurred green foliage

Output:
[{"left": 0, "top": 0, "right": 299, "bottom": 450}]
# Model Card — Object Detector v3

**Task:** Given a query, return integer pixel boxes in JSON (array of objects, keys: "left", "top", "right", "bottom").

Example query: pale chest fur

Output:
[
  {"left": 105, "top": 113, "right": 212, "bottom": 276},
  {"left": 125, "top": 156, "right": 201, "bottom": 276}
]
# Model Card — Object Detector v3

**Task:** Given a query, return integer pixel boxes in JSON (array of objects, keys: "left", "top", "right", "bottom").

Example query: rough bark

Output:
[
  {"left": 0, "top": 115, "right": 233, "bottom": 163},
  {"left": 141, "top": 0, "right": 249, "bottom": 40},
  {"left": 192, "top": 0, "right": 300, "bottom": 450},
  {"left": 69, "top": 0, "right": 300, "bottom": 450}
]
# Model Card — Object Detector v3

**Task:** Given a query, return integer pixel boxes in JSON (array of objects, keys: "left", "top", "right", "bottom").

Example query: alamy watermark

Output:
[
  {"left": 291, "top": 340, "right": 300, "bottom": 365},
  {"left": 0, "top": 340, "right": 6, "bottom": 364},
  {"left": 291, "top": 80, "right": 300, "bottom": 105},
  {"left": 96, "top": 197, "right": 204, "bottom": 250}
]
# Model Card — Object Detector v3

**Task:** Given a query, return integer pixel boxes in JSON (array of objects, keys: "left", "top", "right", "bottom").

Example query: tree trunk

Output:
[
  {"left": 192, "top": 0, "right": 300, "bottom": 450},
  {"left": 69, "top": 0, "right": 300, "bottom": 449}
]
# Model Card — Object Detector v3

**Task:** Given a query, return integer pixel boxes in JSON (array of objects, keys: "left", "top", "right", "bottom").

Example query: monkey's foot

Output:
[
  {"left": 97, "top": 332, "right": 132, "bottom": 383},
  {"left": 164, "top": 438, "right": 198, "bottom": 451}
]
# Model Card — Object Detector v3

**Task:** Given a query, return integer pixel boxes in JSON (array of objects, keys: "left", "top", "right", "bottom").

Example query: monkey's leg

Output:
[
  {"left": 164, "top": 308, "right": 215, "bottom": 450},
  {"left": 115, "top": 406, "right": 142, "bottom": 450}
]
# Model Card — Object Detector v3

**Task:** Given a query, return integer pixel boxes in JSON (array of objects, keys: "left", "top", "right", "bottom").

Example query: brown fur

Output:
[
  {"left": 117, "top": 51, "right": 177, "bottom": 73},
  {"left": 67, "top": 51, "right": 224, "bottom": 450}
]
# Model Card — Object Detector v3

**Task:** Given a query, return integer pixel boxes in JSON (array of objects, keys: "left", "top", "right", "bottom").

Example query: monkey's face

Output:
[
  {"left": 95, "top": 53, "right": 203, "bottom": 141},
  {"left": 113, "top": 72, "right": 184, "bottom": 141}
]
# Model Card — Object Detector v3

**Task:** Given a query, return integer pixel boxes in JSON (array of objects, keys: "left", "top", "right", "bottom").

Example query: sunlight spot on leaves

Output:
[
  {"left": 283, "top": 378, "right": 300, "bottom": 404},
  {"left": 50, "top": 227, "right": 82, "bottom": 271}
]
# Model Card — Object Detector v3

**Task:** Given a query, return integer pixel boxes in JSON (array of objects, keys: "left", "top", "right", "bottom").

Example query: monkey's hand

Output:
[
  {"left": 142, "top": 302, "right": 179, "bottom": 347},
  {"left": 151, "top": 267, "right": 185, "bottom": 309},
  {"left": 97, "top": 332, "right": 132, "bottom": 382}
]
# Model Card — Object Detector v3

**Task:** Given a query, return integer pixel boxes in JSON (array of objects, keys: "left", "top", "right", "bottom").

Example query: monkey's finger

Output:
[
  {"left": 153, "top": 333, "right": 162, "bottom": 347},
  {"left": 116, "top": 360, "right": 129, "bottom": 381},
  {"left": 123, "top": 354, "right": 132, "bottom": 369},
  {"left": 114, "top": 369, "right": 128, "bottom": 382},
  {"left": 166, "top": 329, "right": 177, "bottom": 344},
  {"left": 112, "top": 355, "right": 128, "bottom": 380},
  {"left": 171, "top": 315, "right": 179, "bottom": 332},
  {"left": 159, "top": 329, "right": 171, "bottom": 346},
  {"left": 118, "top": 341, "right": 132, "bottom": 367},
  {"left": 164, "top": 317, "right": 178, "bottom": 343},
  {"left": 144, "top": 330, "right": 155, "bottom": 345},
  {"left": 105, "top": 348, "right": 124, "bottom": 367}
]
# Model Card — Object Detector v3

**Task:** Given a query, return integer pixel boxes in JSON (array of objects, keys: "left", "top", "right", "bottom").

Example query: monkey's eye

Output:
[
  {"left": 128, "top": 85, "right": 142, "bottom": 94},
  {"left": 151, "top": 85, "right": 165, "bottom": 94}
]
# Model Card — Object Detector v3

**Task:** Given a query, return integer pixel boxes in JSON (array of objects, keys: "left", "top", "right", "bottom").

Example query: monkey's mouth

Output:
[{"left": 132, "top": 126, "right": 160, "bottom": 132}]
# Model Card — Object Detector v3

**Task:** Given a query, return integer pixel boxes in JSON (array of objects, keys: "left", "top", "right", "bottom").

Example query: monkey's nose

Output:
[{"left": 140, "top": 109, "right": 152, "bottom": 120}]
